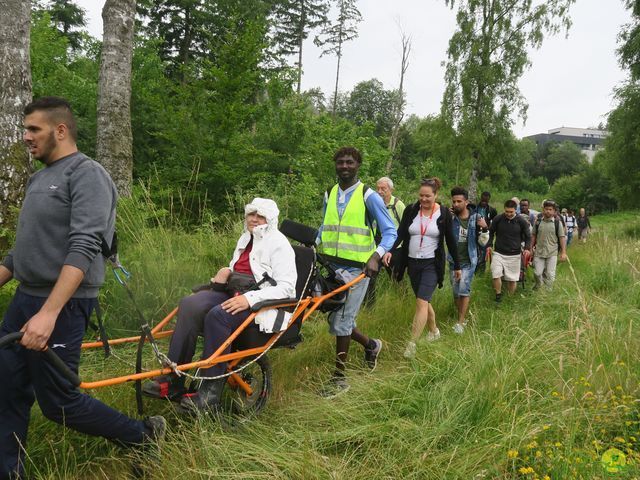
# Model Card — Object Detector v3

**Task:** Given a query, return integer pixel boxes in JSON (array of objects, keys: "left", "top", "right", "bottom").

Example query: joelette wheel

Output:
[{"left": 222, "top": 355, "right": 272, "bottom": 417}]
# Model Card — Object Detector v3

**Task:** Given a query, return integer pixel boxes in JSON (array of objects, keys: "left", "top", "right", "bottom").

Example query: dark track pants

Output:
[
  {"left": 167, "top": 290, "right": 250, "bottom": 377},
  {"left": 0, "top": 289, "right": 147, "bottom": 480}
]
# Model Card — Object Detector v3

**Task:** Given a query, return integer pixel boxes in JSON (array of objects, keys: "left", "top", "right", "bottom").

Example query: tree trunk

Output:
[
  {"left": 0, "top": 0, "right": 32, "bottom": 243},
  {"left": 386, "top": 32, "right": 411, "bottom": 174},
  {"left": 331, "top": 41, "right": 342, "bottom": 115},
  {"left": 296, "top": 0, "right": 306, "bottom": 94},
  {"left": 469, "top": 151, "right": 480, "bottom": 202},
  {"left": 96, "top": 0, "right": 136, "bottom": 197}
]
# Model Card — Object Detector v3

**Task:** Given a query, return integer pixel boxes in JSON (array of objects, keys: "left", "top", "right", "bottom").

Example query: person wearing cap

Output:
[{"left": 142, "top": 198, "right": 297, "bottom": 413}]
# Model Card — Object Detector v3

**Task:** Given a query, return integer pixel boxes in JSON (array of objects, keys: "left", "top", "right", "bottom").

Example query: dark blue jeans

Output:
[
  {"left": 168, "top": 290, "right": 251, "bottom": 377},
  {"left": 0, "top": 289, "right": 147, "bottom": 479}
]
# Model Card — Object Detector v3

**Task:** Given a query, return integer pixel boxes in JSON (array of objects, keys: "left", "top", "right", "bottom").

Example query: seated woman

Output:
[{"left": 143, "top": 198, "right": 297, "bottom": 413}]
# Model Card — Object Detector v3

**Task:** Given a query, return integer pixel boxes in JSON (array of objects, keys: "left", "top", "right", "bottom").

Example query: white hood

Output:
[{"left": 245, "top": 198, "right": 280, "bottom": 230}]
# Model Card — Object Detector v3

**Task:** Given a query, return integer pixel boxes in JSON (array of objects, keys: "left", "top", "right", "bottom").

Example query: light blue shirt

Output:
[{"left": 317, "top": 181, "right": 397, "bottom": 273}]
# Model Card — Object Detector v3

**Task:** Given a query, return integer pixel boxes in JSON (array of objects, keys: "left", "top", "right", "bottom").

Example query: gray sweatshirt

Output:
[{"left": 1, "top": 152, "right": 117, "bottom": 298}]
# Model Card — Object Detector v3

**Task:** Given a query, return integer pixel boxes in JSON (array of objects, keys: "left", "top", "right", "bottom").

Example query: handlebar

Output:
[{"left": 0, "top": 332, "right": 81, "bottom": 387}]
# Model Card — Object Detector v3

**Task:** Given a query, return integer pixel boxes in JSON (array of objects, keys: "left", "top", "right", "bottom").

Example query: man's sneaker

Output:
[
  {"left": 364, "top": 338, "right": 383, "bottom": 370},
  {"left": 142, "top": 374, "right": 186, "bottom": 401},
  {"left": 319, "top": 375, "right": 350, "bottom": 399},
  {"left": 426, "top": 328, "right": 441, "bottom": 341},
  {"left": 495, "top": 292, "right": 503, "bottom": 304},
  {"left": 403, "top": 341, "right": 417, "bottom": 359},
  {"left": 143, "top": 415, "right": 167, "bottom": 444},
  {"left": 453, "top": 323, "right": 464, "bottom": 335}
]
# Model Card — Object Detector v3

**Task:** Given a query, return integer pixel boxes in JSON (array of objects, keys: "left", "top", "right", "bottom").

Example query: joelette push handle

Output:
[{"left": 0, "top": 332, "right": 81, "bottom": 387}]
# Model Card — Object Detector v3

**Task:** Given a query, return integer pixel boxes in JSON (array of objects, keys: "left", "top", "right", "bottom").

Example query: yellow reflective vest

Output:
[{"left": 319, "top": 183, "right": 376, "bottom": 264}]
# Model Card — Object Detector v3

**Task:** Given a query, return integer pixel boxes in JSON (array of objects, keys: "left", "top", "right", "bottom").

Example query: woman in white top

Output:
[{"left": 383, "top": 178, "right": 461, "bottom": 358}]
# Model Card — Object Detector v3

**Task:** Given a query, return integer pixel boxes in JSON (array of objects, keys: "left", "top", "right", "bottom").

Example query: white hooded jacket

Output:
[{"left": 228, "top": 198, "right": 297, "bottom": 333}]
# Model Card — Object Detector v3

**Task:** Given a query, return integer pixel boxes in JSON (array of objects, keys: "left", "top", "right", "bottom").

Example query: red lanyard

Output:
[{"left": 419, "top": 205, "right": 438, "bottom": 248}]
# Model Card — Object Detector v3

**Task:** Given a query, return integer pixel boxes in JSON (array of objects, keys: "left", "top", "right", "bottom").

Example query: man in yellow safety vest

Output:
[{"left": 317, "top": 147, "right": 397, "bottom": 398}]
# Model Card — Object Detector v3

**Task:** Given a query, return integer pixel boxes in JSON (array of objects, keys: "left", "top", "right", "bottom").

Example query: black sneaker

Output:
[
  {"left": 319, "top": 375, "right": 350, "bottom": 399},
  {"left": 142, "top": 374, "right": 186, "bottom": 401},
  {"left": 364, "top": 338, "right": 383, "bottom": 370},
  {"left": 495, "top": 293, "right": 503, "bottom": 304}
]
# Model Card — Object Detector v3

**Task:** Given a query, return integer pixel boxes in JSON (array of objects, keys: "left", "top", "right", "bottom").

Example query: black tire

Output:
[{"left": 222, "top": 355, "right": 272, "bottom": 417}]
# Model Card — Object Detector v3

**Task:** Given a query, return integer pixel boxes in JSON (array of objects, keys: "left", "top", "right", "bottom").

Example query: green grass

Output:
[{"left": 3, "top": 203, "right": 640, "bottom": 479}]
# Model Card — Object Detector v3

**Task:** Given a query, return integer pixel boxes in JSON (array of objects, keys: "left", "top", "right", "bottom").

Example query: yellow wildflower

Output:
[
  {"left": 507, "top": 449, "right": 519, "bottom": 459},
  {"left": 518, "top": 466, "right": 535, "bottom": 475}
]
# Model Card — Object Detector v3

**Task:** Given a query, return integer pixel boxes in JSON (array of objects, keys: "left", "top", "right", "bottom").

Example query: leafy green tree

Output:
[
  {"left": 604, "top": 83, "right": 640, "bottom": 207},
  {"left": 399, "top": 114, "right": 465, "bottom": 184},
  {"left": 549, "top": 152, "right": 616, "bottom": 214},
  {"left": 270, "top": 0, "right": 329, "bottom": 93},
  {"left": 618, "top": 0, "right": 640, "bottom": 81},
  {"left": 45, "top": 0, "right": 87, "bottom": 51},
  {"left": 604, "top": 0, "right": 640, "bottom": 208},
  {"left": 315, "top": 0, "right": 362, "bottom": 114},
  {"left": 441, "top": 0, "right": 575, "bottom": 200},
  {"left": 542, "top": 141, "right": 587, "bottom": 184},
  {"left": 30, "top": 11, "right": 99, "bottom": 156},
  {"left": 337, "top": 79, "right": 397, "bottom": 139},
  {"left": 140, "top": 0, "right": 272, "bottom": 78}
]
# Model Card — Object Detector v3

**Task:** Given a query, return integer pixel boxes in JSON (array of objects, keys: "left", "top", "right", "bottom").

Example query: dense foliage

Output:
[{"left": 25, "top": 0, "right": 632, "bottom": 224}]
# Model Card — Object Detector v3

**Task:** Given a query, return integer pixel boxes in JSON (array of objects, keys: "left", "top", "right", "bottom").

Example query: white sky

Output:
[{"left": 77, "top": 0, "right": 632, "bottom": 137}]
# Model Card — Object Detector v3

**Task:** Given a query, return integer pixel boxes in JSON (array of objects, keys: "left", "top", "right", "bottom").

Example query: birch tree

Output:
[
  {"left": 96, "top": 0, "right": 136, "bottom": 197},
  {"left": 442, "top": 0, "right": 575, "bottom": 200},
  {"left": 0, "top": 0, "right": 32, "bottom": 236},
  {"left": 315, "top": 0, "right": 362, "bottom": 114}
]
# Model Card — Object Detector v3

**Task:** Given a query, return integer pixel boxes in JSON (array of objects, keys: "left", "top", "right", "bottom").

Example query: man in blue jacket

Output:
[{"left": 449, "top": 187, "right": 489, "bottom": 333}]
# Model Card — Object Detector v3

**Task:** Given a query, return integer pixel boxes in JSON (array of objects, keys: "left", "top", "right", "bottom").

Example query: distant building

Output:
[{"left": 524, "top": 127, "right": 608, "bottom": 163}]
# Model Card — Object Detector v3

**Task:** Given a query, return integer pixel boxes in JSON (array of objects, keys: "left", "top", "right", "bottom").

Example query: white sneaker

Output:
[
  {"left": 426, "top": 329, "right": 441, "bottom": 341},
  {"left": 453, "top": 323, "right": 464, "bottom": 334},
  {"left": 403, "top": 341, "right": 417, "bottom": 359}
]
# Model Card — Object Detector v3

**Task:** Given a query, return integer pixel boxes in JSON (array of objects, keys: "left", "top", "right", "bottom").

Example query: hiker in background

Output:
[
  {"left": 577, "top": 208, "right": 591, "bottom": 243},
  {"left": 384, "top": 178, "right": 461, "bottom": 358},
  {"left": 142, "top": 198, "right": 297, "bottom": 414},
  {"left": 511, "top": 197, "right": 522, "bottom": 215},
  {"left": 449, "top": 187, "right": 489, "bottom": 334},
  {"left": 520, "top": 199, "right": 537, "bottom": 227},
  {"left": 487, "top": 199, "right": 531, "bottom": 303},
  {"left": 564, "top": 209, "right": 577, "bottom": 246},
  {"left": 531, "top": 200, "right": 567, "bottom": 289},
  {"left": 363, "top": 176, "right": 406, "bottom": 305},
  {"left": 474, "top": 191, "right": 498, "bottom": 274},
  {"left": 316, "top": 147, "right": 396, "bottom": 397},
  {"left": 376, "top": 177, "right": 406, "bottom": 230},
  {"left": 0, "top": 97, "right": 165, "bottom": 479}
]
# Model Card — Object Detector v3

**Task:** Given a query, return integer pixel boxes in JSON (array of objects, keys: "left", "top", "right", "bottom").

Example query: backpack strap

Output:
[{"left": 388, "top": 197, "right": 401, "bottom": 224}]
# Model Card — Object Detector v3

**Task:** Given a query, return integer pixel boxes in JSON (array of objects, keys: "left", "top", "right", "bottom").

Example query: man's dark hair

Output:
[
  {"left": 450, "top": 186, "right": 468, "bottom": 199},
  {"left": 481, "top": 191, "right": 491, "bottom": 198},
  {"left": 520, "top": 198, "right": 529, "bottom": 205},
  {"left": 333, "top": 146, "right": 362, "bottom": 164},
  {"left": 504, "top": 199, "right": 517, "bottom": 209},
  {"left": 24, "top": 96, "right": 77, "bottom": 141},
  {"left": 543, "top": 200, "right": 557, "bottom": 209}
]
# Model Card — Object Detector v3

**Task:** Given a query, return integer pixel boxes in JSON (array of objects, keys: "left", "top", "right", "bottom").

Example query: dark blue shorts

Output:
[{"left": 407, "top": 258, "right": 438, "bottom": 302}]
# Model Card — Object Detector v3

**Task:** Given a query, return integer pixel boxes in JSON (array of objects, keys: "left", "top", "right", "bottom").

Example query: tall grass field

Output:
[{"left": 1, "top": 200, "right": 639, "bottom": 479}]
